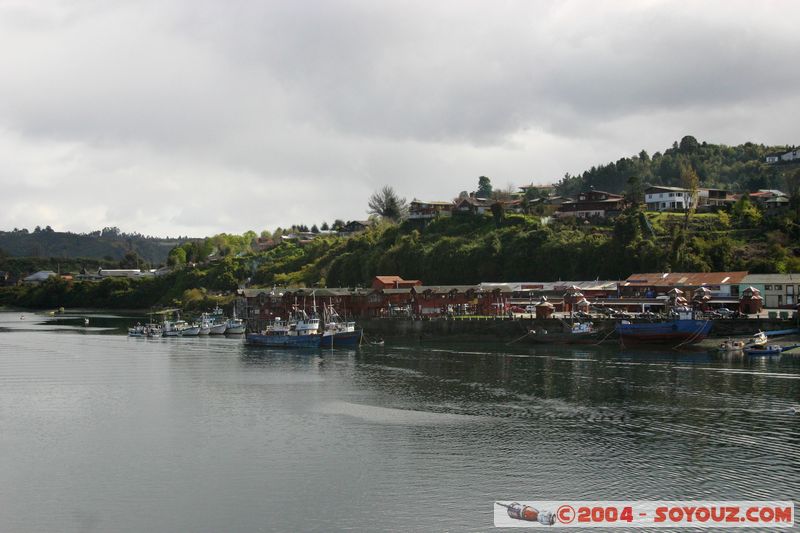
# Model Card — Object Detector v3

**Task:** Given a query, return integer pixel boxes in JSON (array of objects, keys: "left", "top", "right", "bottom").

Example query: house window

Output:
[
  {"left": 765, "top": 285, "right": 772, "bottom": 290},
  {"left": 775, "top": 285, "right": 782, "bottom": 290}
]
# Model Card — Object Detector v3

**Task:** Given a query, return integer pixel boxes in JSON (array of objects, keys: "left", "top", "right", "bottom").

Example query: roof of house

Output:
[
  {"left": 410, "top": 199, "right": 453, "bottom": 206},
  {"left": 23, "top": 270, "right": 57, "bottom": 281},
  {"left": 645, "top": 185, "right": 691, "bottom": 193},
  {"left": 741, "top": 273, "right": 799, "bottom": 284},
  {"left": 414, "top": 285, "right": 478, "bottom": 294},
  {"left": 622, "top": 272, "right": 749, "bottom": 287},
  {"left": 380, "top": 288, "right": 414, "bottom": 295},
  {"left": 455, "top": 197, "right": 492, "bottom": 207}
]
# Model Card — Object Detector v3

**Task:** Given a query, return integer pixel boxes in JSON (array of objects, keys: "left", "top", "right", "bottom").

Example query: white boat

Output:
[
  {"left": 746, "top": 331, "right": 768, "bottom": 349},
  {"left": 209, "top": 322, "right": 227, "bottom": 335},
  {"left": 128, "top": 324, "right": 147, "bottom": 337},
  {"left": 321, "top": 303, "right": 362, "bottom": 348},
  {"left": 226, "top": 309, "right": 246, "bottom": 334},
  {"left": 181, "top": 323, "right": 201, "bottom": 336},
  {"left": 198, "top": 314, "right": 212, "bottom": 335},
  {"left": 162, "top": 320, "right": 182, "bottom": 337}
]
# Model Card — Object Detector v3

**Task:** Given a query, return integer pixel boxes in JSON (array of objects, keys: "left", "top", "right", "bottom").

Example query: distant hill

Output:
[
  {"left": 0, "top": 227, "right": 196, "bottom": 265},
  {"left": 556, "top": 136, "right": 799, "bottom": 198}
]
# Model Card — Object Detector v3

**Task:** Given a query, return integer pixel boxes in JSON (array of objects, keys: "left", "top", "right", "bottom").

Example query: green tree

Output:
[
  {"left": 730, "top": 194, "right": 762, "bottom": 228},
  {"left": 625, "top": 175, "right": 644, "bottom": 206},
  {"left": 368, "top": 186, "right": 408, "bottom": 221},
  {"left": 476, "top": 176, "right": 493, "bottom": 198}
]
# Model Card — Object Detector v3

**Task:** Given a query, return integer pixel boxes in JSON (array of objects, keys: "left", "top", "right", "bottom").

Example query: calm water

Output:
[{"left": 0, "top": 311, "right": 798, "bottom": 532}]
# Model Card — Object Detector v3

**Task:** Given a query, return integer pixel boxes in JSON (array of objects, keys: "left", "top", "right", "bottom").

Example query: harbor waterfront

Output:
[
  {"left": 1, "top": 311, "right": 799, "bottom": 531},
  {"left": 356, "top": 316, "right": 799, "bottom": 343}
]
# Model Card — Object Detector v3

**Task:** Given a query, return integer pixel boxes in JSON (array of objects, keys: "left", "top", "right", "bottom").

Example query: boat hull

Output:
[
  {"left": 226, "top": 326, "right": 246, "bottom": 335},
  {"left": 745, "top": 346, "right": 782, "bottom": 356},
  {"left": 209, "top": 324, "right": 227, "bottom": 335},
  {"left": 616, "top": 319, "right": 711, "bottom": 344},
  {"left": 321, "top": 329, "right": 363, "bottom": 348},
  {"left": 246, "top": 333, "right": 322, "bottom": 348}
]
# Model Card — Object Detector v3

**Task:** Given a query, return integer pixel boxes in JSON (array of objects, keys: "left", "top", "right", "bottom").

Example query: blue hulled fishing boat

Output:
[
  {"left": 245, "top": 311, "right": 323, "bottom": 348},
  {"left": 616, "top": 309, "right": 711, "bottom": 345}
]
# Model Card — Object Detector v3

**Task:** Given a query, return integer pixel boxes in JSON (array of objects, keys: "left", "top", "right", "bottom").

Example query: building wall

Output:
[
  {"left": 645, "top": 191, "right": 691, "bottom": 210},
  {"left": 739, "top": 281, "right": 799, "bottom": 307}
]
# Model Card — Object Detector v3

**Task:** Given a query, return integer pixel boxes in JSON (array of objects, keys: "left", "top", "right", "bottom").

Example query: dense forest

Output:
[{"left": 3, "top": 136, "right": 800, "bottom": 310}]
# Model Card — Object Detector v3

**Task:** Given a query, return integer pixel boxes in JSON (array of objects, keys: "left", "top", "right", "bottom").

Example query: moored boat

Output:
[
  {"left": 128, "top": 324, "right": 147, "bottom": 337},
  {"left": 745, "top": 345, "right": 782, "bottom": 356},
  {"left": 209, "top": 322, "right": 228, "bottom": 335},
  {"left": 226, "top": 309, "right": 246, "bottom": 334},
  {"left": 181, "top": 323, "right": 201, "bottom": 336},
  {"left": 246, "top": 332, "right": 322, "bottom": 348},
  {"left": 321, "top": 303, "right": 363, "bottom": 348},
  {"left": 245, "top": 310, "right": 322, "bottom": 348},
  {"left": 616, "top": 318, "right": 711, "bottom": 344},
  {"left": 198, "top": 315, "right": 212, "bottom": 335},
  {"left": 718, "top": 338, "right": 745, "bottom": 352},
  {"left": 162, "top": 320, "right": 182, "bottom": 337}
]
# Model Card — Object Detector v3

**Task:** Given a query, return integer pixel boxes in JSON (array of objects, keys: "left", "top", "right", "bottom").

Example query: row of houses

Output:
[
  {"left": 766, "top": 148, "right": 800, "bottom": 164},
  {"left": 409, "top": 186, "right": 790, "bottom": 221},
  {"left": 236, "top": 272, "right": 800, "bottom": 327}
]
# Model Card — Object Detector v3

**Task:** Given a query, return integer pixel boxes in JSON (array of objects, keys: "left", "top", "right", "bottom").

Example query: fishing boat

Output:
[
  {"left": 321, "top": 303, "right": 363, "bottom": 348},
  {"left": 616, "top": 308, "right": 711, "bottom": 345},
  {"left": 226, "top": 309, "right": 246, "bottom": 334},
  {"left": 128, "top": 324, "right": 147, "bottom": 337},
  {"left": 209, "top": 321, "right": 227, "bottom": 335},
  {"left": 527, "top": 321, "right": 607, "bottom": 344},
  {"left": 162, "top": 320, "right": 182, "bottom": 337},
  {"left": 207, "top": 306, "right": 228, "bottom": 334},
  {"left": 181, "top": 322, "right": 201, "bottom": 336},
  {"left": 198, "top": 314, "right": 212, "bottom": 335},
  {"left": 245, "top": 310, "right": 322, "bottom": 348}
]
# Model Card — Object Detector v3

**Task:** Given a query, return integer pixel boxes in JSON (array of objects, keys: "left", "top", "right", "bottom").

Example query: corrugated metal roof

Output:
[
  {"left": 381, "top": 288, "right": 413, "bottom": 294},
  {"left": 623, "top": 272, "right": 748, "bottom": 286},
  {"left": 741, "top": 273, "right": 799, "bottom": 284}
]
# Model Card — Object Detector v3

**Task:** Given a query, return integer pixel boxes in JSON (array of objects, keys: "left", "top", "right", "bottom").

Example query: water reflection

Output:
[{"left": 0, "top": 312, "right": 798, "bottom": 531}]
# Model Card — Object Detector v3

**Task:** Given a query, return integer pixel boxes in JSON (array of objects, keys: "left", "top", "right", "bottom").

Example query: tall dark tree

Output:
[
  {"left": 625, "top": 175, "right": 643, "bottom": 206},
  {"left": 368, "top": 186, "right": 408, "bottom": 221},
  {"left": 476, "top": 176, "right": 493, "bottom": 198}
]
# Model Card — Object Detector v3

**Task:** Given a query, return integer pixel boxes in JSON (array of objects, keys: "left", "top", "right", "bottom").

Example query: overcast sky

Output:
[{"left": 1, "top": 0, "right": 798, "bottom": 237}]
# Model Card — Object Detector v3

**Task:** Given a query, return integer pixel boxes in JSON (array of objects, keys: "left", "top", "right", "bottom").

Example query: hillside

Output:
[
  {"left": 3, "top": 136, "right": 800, "bottom": 310},
  {"left": 555, "top": 136, "right": 799, "bottom": 197},
  {"left": 0, "top": 227, "right": 195, "bottom": 265}
]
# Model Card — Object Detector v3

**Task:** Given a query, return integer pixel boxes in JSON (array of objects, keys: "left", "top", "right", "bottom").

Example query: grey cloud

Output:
[{"left": 0, "top": 0, "right": 798, "bottom": 236}]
